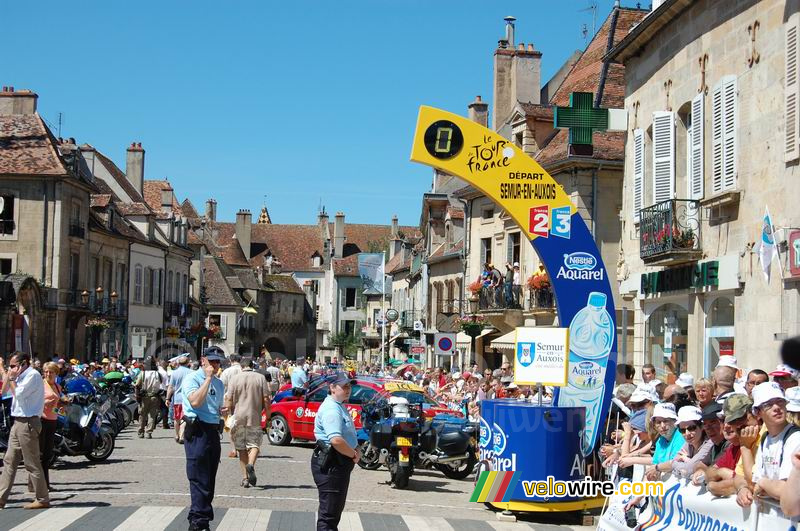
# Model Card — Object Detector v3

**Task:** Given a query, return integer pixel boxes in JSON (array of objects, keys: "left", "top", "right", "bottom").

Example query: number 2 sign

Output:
[{"left": 529, "top": 205, "right": 549, "bottom": 238}]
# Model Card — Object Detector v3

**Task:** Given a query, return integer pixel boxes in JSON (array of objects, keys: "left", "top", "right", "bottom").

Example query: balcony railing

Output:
[
  {"left": 52, "top": 289, "right": 127, "bottom": 318},
  {"left": 528, "top": 288, "right": 555, "bottom": 310},
  {"left": 438, "top": 299, "right": 462, "bottom": 315},
  {"left": 478, "top": 285, "right": 522, "bottom": 311},
  {"left": 639, "top": 199, "right": 702, "bottom": 264},
  {"left": 0, "top": 219, "right": 15, "bottom": 235},
  {"left": 164, "top": 301, "right": 187, "bottom": 319},
  {"left": 68, "top": 221, "right": 85, "bottom": 238},
  {"left": 399, "top": 310, "right": 423, "bottom": 330}
]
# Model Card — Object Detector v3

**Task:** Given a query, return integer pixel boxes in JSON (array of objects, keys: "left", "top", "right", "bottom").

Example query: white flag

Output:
[{"left": 758, "top": 206, "right": 779, "bottom": 282}]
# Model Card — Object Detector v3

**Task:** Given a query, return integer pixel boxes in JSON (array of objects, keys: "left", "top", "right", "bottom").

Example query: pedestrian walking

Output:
[
  {"left": 266, "top": 359, "right": 281, "bottom": 396},
  {"left": 0, "top": 352, "right": 50, "bottom": 509},
  {"left": 224, "top": 356, "right": 270, "bottom": 488},
  {"left": 182, "top": 350, "right": 226, "bottom": 531},
  {"left": 220, "top": 354, "right": 242, "bottom": 458},
  {"left": 39, "top": 361, "right": 64, "bottom": 488},
  {"left": 167, "top": 354, "right": 192, "bottom": 444},
  {"left": 135, "top": 356, "right": 163, "bottom": 439},
  {"left": 311, "top": 372, "right": 360, "bottom": 531}
]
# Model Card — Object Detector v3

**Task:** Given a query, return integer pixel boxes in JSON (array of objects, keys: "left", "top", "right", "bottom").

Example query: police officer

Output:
[
  {"left": 181, "top": 350, "right": 226, "bottom": 531},
  {"left": 312, "top": 372, "right": 360, "bottom": 531}
]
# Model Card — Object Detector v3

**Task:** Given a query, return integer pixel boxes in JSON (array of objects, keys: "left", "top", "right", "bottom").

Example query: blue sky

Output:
[{"left": 5, "top": 0, "right": 632, "bottom": 226}]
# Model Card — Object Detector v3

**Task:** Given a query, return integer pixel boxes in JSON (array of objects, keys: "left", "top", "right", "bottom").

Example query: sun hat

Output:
[
  {"left": 701, "top": 402, "right": 723, "bottom": 421},
  {"left": 452, "top": 372, "right": 462, "bottom": 380},
  {"left": 629, "top": 385, "right": 658, "bottom": 404},
  {"left": 786, "top": 387, "right": 800, "bottom": 413},
  {"left": 769, "top": 364, "right": 800, "bottom": 379},
  {"left": 752, "top": 381, "right": 786, "bottom": 410},
  {"left": 675, "top": 373, "right": 695, "bottom": 389},
  {"left": 716, "top": 356, "right": 739, "bottom": 369},
  {"left": 652, "top": 402, "right": 678, "bottom": 420},
  {"left": 629, "top": 409, "right": 647, "bottom": 432},
  {"left": 677, "top": 405, "right": 702, "bottom": 425},
  {"left": 722, "top": 394, "right": 753, "bottom": 423}
]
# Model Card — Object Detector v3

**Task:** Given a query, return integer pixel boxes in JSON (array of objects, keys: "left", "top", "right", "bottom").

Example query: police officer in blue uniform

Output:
[
  {"left": 181, "top": 350, "right": 226, "bottom": 531},
  {"left": 312, "top": 372, "right": 360, "bottom": 531}
]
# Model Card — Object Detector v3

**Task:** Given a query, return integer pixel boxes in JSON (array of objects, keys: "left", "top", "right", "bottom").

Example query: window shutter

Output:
[
  {"left": 506, "top": 236, "right": 513, "bottom": 264},
  {"left": 220, "top": 315, "right": 227, "bottom": 339},
  {"left": 787, "top": 14, "right": 800, "bottom": 162},
  {"left": 722, "top": 78, "right": 737, "bottom": 191},
  {"left": 712, "top": 76, "right": 737, "bottom": 193},
  {"left": 355, "top": 288, "right": 363, "bottom": 309},
  {"left": 340, "top": 287, "right": 346, "bottom": 309},
  {"left": 689, "top": 93, "right": 704, "bottom": 199},
  {"left": 652, "top": 111, "right": 675, "bottom": 204},
  {"left": 633, "top": 129, "right": 644, "bottom": 222}
]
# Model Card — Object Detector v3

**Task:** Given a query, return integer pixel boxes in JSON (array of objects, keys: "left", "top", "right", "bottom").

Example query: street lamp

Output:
[
  {"left": 80, "top": 290, "right": 89, "bottom": 305},
  {"left": 110, "top": 290, "right": 118, "bottom": 314}
]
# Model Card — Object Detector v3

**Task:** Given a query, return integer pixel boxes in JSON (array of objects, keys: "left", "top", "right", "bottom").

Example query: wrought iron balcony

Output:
[
  {"left": 528, "top": 288, "right": 555, "bottom": 310},
  {"left": 163, "top": 301, "right": 187, "bottom": 319},
  {"left": 399, "top": 310, "right": 422, "bottom": 330},
  {"left": 639, "top": 199, "right": 702, "bottom": 265},
  {"left": 68, "top": 221, "right": 85, "bottom": 238}
]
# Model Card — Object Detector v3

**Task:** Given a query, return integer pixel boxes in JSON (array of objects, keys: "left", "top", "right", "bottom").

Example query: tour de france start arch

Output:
[{"left": 411, "top": 106, "right": 617, "bottom": 511}]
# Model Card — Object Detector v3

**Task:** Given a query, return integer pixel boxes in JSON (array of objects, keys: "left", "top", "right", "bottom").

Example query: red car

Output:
[{"left": 264, "top": 376, "right": 460, "bottom": 446}]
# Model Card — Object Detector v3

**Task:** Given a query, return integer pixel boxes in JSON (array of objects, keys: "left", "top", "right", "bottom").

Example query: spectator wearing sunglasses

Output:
[
  {"left": 669, "top": 406, "right": 713, "bottom": 478},
  {"left": 702, "top": 394, "right": 759, "bottom": 497}
]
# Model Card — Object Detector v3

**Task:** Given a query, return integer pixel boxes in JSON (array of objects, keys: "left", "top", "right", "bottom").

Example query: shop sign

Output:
[
  {"left": 719, "top": 340, "right": 734, "bottom": 356},
  {"left": 514, "top": 327, "right": 569, "bottom": 387},
  {"left": 640, "top": 261, "right": 719, "bottom": 296},
  {"left": 410, "top": 346, "right": 425, "bottom": 355},
  {"left": 790, "top": 230, "right": 800, "bottom": 278}
]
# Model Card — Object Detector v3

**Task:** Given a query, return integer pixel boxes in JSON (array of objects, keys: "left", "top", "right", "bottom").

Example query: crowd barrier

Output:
[{"left": 598, "top": 468, "right": 797, "bottom": 530}]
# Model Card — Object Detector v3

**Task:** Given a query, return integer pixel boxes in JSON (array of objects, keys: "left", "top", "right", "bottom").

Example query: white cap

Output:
[
  {"left": 629, "top": 385, "right": 658, "bottom": 404},
  {"left": 507, "top": 382, "right": 519, "bottom": 389},
  {"left": 653, "top": 402, "right": 678, "bottom": 420},
  {"left": 716, "top": 356, "right": 739, "bottom": 369},
  {"left": 513, "top": 262, "right": 520, "bottom": 267},
  {"left": 649, "top": 379, "right": 663, "bottom": 387},
  {"left": 452, "top": 372, "right": 462, "bottom": 380},
  {"left": 752, "top": 381, "right": 786, "bottom": 409},
  {"left": 677, "top": 405, "right": 702, "bottom": 424},
  {"left": 787, "top": 387, "right": 800, "bottom": 413},
  {"left": 770, "top": 364, "right": 800, "bottom": 379},
  {"left": 676, "top": 373, "right": 695, "bottom": 388}
]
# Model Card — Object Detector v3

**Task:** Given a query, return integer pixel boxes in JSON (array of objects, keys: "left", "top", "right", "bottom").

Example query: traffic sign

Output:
[{"left": 434, "top": 333, "right": 456, "bottom": 357}]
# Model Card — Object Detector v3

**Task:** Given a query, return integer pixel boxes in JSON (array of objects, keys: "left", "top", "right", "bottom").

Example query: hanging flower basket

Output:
[
  {"left": 526, "top": 273, "right": 551, "bottom": 291},
  {"left": 468, "top": 279, "right": 483, "bottom": 296},
  {"left": 455, "top": 314, "right": 487, "bottom": 338},
  {"left": 85, "top": 317, "right": 111, "bottom": 330}
]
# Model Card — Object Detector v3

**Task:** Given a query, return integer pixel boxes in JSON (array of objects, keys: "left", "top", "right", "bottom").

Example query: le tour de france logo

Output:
[
  {"left": 556, "top": 251, "right": 604, "bottom": 281},
  {"left": 467, "top": 134, "right": 514, "bottom": 174}
]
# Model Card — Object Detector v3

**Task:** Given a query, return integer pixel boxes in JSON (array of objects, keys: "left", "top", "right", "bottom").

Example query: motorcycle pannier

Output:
[
  {"left": 369, "top": 423, "right": 393, "bottom": 449},
  {"left": 437, "top": 431, "right": 469, "bottom": 455},
  {"left": 419, "top": 423, "right": 437, "bottom": 453}
]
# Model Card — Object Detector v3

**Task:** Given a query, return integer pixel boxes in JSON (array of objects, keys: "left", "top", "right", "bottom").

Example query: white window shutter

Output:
[
  {"left": 786, "top": 14, "right": 800, "bottom": 162},
  {"left": 711, "top": 83, "right": 724, "bottom": 194},
  {"left": 220, "top": 314, "right": 227, "bottom": 339},
  {"left": 689, "top": 93, "right": 704, "bottom": 199},
  {"left": 722, "top": 77, "right": 737, "bottom": 191},
  {"left": 652, "top": 112, "right": 675, "bottom": 204},
  {"left": 632, "top": 129, "right": 644, "bottom": 222}
]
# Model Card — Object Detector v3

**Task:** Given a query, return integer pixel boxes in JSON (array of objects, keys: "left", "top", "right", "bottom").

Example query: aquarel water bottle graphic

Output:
[{"left": 559, "top": 291, "right": 613, "bottom": 456}]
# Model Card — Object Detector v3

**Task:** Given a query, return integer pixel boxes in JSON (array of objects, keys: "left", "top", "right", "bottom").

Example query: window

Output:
[
  {"left": 348, "top": 385, "right": 377, "bottom": 405},
  {"left": 0, "top": 194, "right": 15, "bottom": 235},
  {"left": 711, "top": 76, "right": 737, "bottom": 193},
  {"left": 155, "top": 269, "right": 163, "bottom": 305},
  {"left": 786, "top": 13, "right": 800, "bottom": 162},
  {"left": 134, "top": 265, "right": 143, "bottom": 303},
  {"left": 70, "top": 253, "right": 80, "bottom": 289},
  {"left": 686, "top": 94, "right": 705, "bottom": 199},
  {"left": 308, "top": 385, "right": 329, "bottom": 402},
  {"left": 704, "top": 297, "right": 735, "bottom": 375},
  {"left": 209, "top": 313, "right": 227, "bottom": 339},
  {"left": 652, "top": 111, "right": 675, "bottom": 204},
  {"left": 117, "top": 263, "right": 126, "bottom": 297},
  {"left": 166, "top": 272, "right": 173, "bottom": 303},
  {"left": 183, "top": 274, "right": 188, "bottom": 303},
  {"left": 480, "top": 237, "right": 492, "bottom": 266},
  {"left": 632, "top": 128, "right": 644, "bottom": 222},
  {"left": 481, "top": 207, "right": 494, "bottom": 221},
  {"left": 645, "top": 303, "right": 688, "bottom": 384},
  {"left": 342, "top": 320, "right": 355, "bottom": 336},
  {"left": 144, "top": 267, "right": 152, "bottom": 304},
  {"left": 292, "top": 299, "right": 297, "bottom": 315},
  {"left": 0, "top": 259, "right": 11, "bottom": 275},
  {"left": 89, "top": 257, "right": 99, "bottom": 291},
  {"left": 345, "top": 288, "right": 356, "bottom": 309},
  {"left": 103, "top": 260, "right": 112, "bottom": 292},
  {"left": 506, "top": 232, "right": 520, "bottom": 265}
]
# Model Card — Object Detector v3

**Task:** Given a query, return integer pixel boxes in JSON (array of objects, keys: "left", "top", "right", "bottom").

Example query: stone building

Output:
[{"left": 611, "top": 0, "right": 799, "bottom": 381}]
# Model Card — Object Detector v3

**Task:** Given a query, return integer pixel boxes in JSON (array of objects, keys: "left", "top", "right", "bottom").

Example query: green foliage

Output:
[{"left": 329, "top": 331, "right": 362, "bottom": 359}]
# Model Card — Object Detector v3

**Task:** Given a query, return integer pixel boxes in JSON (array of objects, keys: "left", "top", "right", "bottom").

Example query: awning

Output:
[
  {"left": 490, "top": 330, "right": 517, "bottom": 350},
  {"left": 456, "top": 328, "right": 494, "bottom": 346},
  {"left": 380, "top": 333, "right": 404, "bottom": 350}
]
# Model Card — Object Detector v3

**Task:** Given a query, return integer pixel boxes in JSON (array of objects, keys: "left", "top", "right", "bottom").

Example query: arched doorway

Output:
[{"left": 264, "top": 337, "right": 286, "bottom": 361}]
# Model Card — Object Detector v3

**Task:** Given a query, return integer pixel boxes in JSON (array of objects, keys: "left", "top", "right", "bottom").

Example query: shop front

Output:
[{"left": 633, "top": 255, "right": 740, "bottom": 382}]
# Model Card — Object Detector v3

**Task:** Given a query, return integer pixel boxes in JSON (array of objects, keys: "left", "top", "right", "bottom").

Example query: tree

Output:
[{"left": 329, "top": 331, "right": 363, "bottom": 359}]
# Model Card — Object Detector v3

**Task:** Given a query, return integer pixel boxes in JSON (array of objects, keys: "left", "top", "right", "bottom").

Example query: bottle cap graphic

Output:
[{"left": 588, "top": 292, "right": 606, "bottom": 309}]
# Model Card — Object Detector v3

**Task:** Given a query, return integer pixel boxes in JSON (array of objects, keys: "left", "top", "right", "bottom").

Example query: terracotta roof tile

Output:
[
  {"left": 536, "top": 129, "right": 626, "bottom": 166},
  {"left": 263, "top": 274, "right": 304, "bottom": 294},
  {"left": 93, "top": 150, "right": 146, "bottom": 203},
  {"left": 0, "top": 114, "right": 67, "bottom": 175},
  {"left": 446, "top": 206, "right": 464, "bottom": 220},
  {"left": 143, "top": 180, "right": 186, "bottom": 218},
  {"left": 181, "top": 199, "right": 199, "bottom": 219},
  {"left": 518, "top": 103, "right": 554, "bottom": 120},
  {"left": 91, "top": 194, "right": 112, "bottom": 208},
  {"left": 115, "top": 202, "right": 152, "bottom": 216},
  {"left": 203, "top": 256, "right": 245, "bottom": 307}
]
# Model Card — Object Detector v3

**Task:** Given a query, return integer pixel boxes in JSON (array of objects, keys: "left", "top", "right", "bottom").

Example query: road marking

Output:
[
  {"left": 10, "top": 507, "right": 93, "bottom": 531},
  {"left": 54, "top": 491, "right": 487, "bottom": 512},
  {"left": 339, "top": 511, "right": 364, "bottom": 531},
  {"left": 488, "top": 521, "right": 531, "bottom": 530},
  {"left": 114, "top": 505, "right": 183, "bottom": 530},
  {"left": 402, "top": 514, "right": 456, "bottom": 530},
  {"left": 216, "top": 507, "right": 272, "bottom": 530}
]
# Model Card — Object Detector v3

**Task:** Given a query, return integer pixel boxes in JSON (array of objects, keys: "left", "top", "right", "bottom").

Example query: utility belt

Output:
[
  {"left": 183, "top": 416, "right": 224, "bottom": 440},
  {"left": 313, "top": 440, "right": 353, "bottom": 473}
]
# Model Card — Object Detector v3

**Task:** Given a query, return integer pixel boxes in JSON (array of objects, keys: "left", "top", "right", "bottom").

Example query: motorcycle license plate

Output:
[
  {"left": 396, "top": 436, "right": 412, "bottom": 447},
  {"left": 399, "top": 453, "right": 410, "bottom": 462}
]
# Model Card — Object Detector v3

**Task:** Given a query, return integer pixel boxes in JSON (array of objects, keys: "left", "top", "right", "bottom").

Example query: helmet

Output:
[{"left": 64, "top": 376, "right": 96, "bottom": 396}]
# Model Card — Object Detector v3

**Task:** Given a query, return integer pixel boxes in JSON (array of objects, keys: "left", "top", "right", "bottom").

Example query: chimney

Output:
[
  {"left": 126, "top": 142, "right": 145, "bottom": 196},
  {"left": 391, "top": 214, "right": 399, "bottom": 238},
  {"left": 333, "top": 211, "right": 345, "bottom": 259},
  {"left": 492, "top": 18, "right": 515, "bottom": 130},
  {"left": 235, "top": 209, "right": 252, "bottom": 260},
  {"left": 512, "top": 42, "right": 542, "bottom": 105},
  {"left": 160, "top": 186, "right": 174, "bottom": 213},
  {"left": 205, "top": 198, "right": 217, "bottom": 222},
  {"left": 504, "top": 16, "right": 515, "bottom": 47},
  {"left": 317, "top": 208, "right": 329, "bottom": 227},
  {"left": 0, "top": 87, "right": 38, "bottom": 115},
  {"left": 468, "top": 95, "right": 489, "bottom": 127},
  {"left": 389, "top": 215, "right": 402, "bottom": 260}
]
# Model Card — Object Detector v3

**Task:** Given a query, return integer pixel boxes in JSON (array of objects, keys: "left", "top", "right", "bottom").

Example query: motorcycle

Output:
[
  {"left": 364, "top": 396, "right": 436, "bottom": 489},
  {"left": 50, "top": 393, "right": 115, "bottom": 465}
]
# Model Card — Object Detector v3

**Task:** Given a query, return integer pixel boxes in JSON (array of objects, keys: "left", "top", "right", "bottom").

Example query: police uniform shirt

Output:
[
  {"left": 181, "top": 369, "right": 224, "bottom": 423},
  {"left": 314, "top": 395, "right": 358, "bottom": 448}
]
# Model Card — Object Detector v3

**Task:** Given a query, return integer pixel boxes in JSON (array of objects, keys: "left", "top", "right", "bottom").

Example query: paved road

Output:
[{"left": 0, "top": 425, "right": 594, "bottom": 530}]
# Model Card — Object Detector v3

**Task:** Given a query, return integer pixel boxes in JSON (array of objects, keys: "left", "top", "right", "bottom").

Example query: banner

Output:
[
  {"left": 357, "top": 253, "right": 385, "bottom": 295},
  {"left": 758, "top": 206, "right": 780, "bottom": 282},
  {"left": 514, "top": 327, "right": 569, "bottom": 386},
  {"left": 598, "top": 475, "right": 796, "bottom": 531}
]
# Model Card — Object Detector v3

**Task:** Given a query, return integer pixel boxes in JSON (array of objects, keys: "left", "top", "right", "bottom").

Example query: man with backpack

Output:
[{"left": 135, "top": 356, "right": 163, "bottom": 439}]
